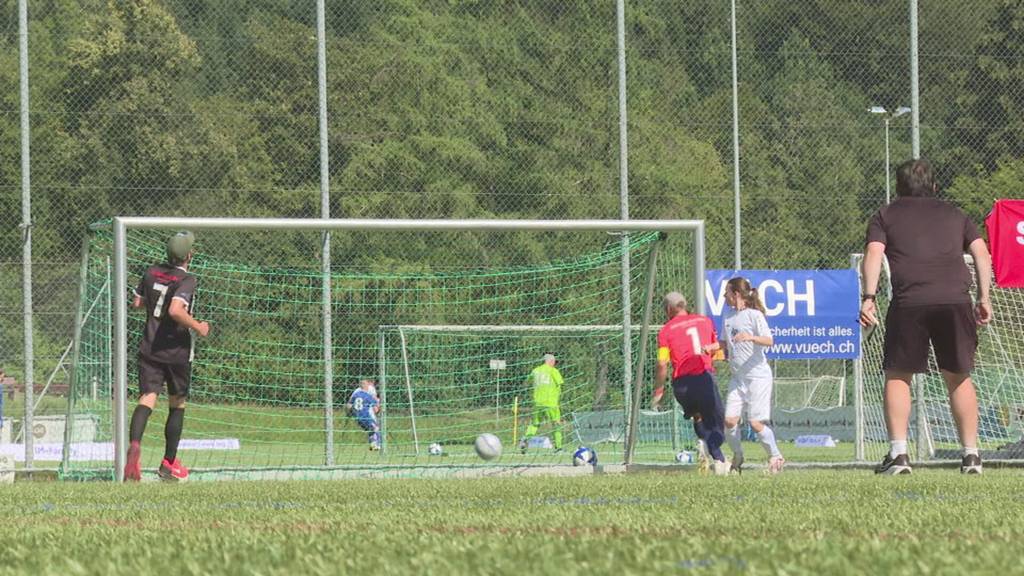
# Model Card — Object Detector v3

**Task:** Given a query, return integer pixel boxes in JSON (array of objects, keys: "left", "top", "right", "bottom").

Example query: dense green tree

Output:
[
  {"left": 947, "top": 156, "right": 1024, "bottom": 222},
  {"left": 948, "top": 0, "right": 1024, "bottom": 176},
  {"left": 4, "top": 0, "right": 1024, "bottom": 386}
]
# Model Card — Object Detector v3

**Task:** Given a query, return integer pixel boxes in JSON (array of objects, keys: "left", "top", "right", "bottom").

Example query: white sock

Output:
[
  {"left": 726, "top": 426, "right": 743, "bottom": 459},
  {"left": 757, "top": 426, "right": 782, "bottom": 459},
  {"left": 889, "top": 440, "right": 908, "bottom": 458},
  {"left": 963, "top": 446, "right": 979, "bottom": 457}
]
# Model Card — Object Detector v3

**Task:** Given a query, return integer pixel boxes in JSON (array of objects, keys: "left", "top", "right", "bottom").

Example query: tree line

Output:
[{"left": 2, "top": 0, "right": 1023, "bottom": 382}]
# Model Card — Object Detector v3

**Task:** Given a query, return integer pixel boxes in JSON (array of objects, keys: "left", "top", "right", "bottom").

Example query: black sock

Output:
[
  {"left": 129, "top": 405, "right": 152, "bottom": 444},
  {"left": 164, "top": 408, "right": 185, "bottom": 462}
]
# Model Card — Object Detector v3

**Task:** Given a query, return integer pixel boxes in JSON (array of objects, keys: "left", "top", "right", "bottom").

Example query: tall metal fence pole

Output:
[
  {"left": 113, "top": 220, "right": 128, "bottom": 481},
  {"left": 616, "top": 0, "right": 633, "bottom": 452},
  {"left": 884, "top": 118, "right": 891, "bottom": 204},
  {"left": 18, "top": 0, "right": 35, "bottom": 470},
  {"left": 731, "top": 0, "right": 742, "bottom": 270},
  {"left": 909, "top": 0, "right": 921, "bottom": 158},
  {"left": 316, "top": 0, "right": 334, "bottom": 467}
]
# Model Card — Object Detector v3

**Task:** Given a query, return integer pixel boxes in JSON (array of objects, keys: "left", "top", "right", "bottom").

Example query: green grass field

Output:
[{"left": 2, "top": 469, "right": 1022, "bottom": 575}]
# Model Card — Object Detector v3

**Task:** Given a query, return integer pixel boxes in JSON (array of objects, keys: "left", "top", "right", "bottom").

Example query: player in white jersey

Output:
[{"left": 721, "top": 277, "right": 784, "bottom": 474}]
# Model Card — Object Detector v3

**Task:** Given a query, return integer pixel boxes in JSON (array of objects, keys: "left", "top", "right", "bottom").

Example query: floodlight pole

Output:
[
  {"left": 870, "top": 106, "right": 909, "bottom": 204},
  {"left": 730, "top": 0, "right": 742, "bottom": 270},
  {"left": 910, "top": 0, "right": 921, "bottom": 158},
  {"left": 315, "top": 0, "right": 334, "bottom": 467},
  {"left": 615, "top": 0, "right": 633, "bottom": 422},
  {"left": 884, "top": 117, "right": 891, "bottom": 204},
  {"left": 19, "top": 0, "right": 35, "bottom": 470}
]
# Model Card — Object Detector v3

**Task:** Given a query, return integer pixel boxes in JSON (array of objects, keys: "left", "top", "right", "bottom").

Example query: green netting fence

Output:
[{"left": 63, "top": 222, "right": 705, "bottom": 480}]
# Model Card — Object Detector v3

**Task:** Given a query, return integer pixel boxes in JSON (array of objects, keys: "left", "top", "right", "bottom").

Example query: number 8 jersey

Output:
[
  {"left": 134, "top": 263, "right": 198, "bottom": 364},
  {"left": 657, "top": 313, "right": 718, "bottom": 378}
]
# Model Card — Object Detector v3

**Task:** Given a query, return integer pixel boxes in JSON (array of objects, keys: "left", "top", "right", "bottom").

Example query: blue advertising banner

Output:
[{"left": 704, "top": 270, "right": 860, "bottom": 359}]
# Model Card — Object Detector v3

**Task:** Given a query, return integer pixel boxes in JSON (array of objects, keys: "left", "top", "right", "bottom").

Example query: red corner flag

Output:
[{"left": 985, "top": 199, "right": 1024, "bottom": 288}]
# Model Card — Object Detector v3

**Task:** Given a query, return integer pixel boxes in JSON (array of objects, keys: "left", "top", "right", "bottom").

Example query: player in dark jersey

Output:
[
  {"left": 651, "top": 291, "right": 729, "bottom": 476},
  {"left": 124, "top": 231, "right": 210, "bottom": 482}
]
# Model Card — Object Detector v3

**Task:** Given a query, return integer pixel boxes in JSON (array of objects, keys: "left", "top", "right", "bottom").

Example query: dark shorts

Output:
[
  {"left": 671, "top": 372, "right": 724, "bottom": 425},
  {"left": 137, "top": 355, "right": 191, "bottom": 397},
  {"left": 356, "top": 417, "right": 379, "bottom": 432},
  {"left": 883, "top": 303, "right": 978, "bottom": 374}
]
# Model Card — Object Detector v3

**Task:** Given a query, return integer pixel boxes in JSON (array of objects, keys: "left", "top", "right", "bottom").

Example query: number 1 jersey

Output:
[
  {"left": 657, "top": 313, "right": 718, "bottom": 379},
  {"left": 135, "top": 263, "right": 198, "bottom": 364}
]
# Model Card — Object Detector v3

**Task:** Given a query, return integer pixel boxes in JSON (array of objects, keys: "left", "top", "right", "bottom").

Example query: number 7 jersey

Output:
[
  {"left": 657, "top": 313, "right": 718, "bottom": 378},
  {"left": 135, "top": 263, "right": 198, "bottom": 364}
]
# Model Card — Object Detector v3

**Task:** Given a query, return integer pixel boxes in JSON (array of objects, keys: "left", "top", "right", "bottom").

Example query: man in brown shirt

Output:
[{"left": 860, "top": 159, "right": 993, "bottom": 475}]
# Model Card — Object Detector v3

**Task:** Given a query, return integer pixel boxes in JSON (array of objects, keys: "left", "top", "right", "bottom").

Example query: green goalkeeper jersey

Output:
[{"left": 529, "top": 364, "right": 564, "bottom": 407}]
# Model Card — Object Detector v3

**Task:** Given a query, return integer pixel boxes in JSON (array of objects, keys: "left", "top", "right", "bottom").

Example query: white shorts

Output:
[{"left": 725, "top": 375, "right": 773, "bottom": 422}]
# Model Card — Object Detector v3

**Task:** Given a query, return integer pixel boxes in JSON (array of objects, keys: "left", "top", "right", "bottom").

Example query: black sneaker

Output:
[
  {"left": 518, "top": 440, "right": 527, "bottom": 454},
  {"left": 961, "top": 453, "right": 983, "bottom": 475},
  {"left": 874, "top": 453, "right": 912, "bottom": 475}
]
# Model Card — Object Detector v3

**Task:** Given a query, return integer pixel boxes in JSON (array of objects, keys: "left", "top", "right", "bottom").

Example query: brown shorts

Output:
[
  {"left": 883, "top": 303, "right": 977, "bottom": 374},
  {"left": 137, "top": 355, "right": 191, "bottom": 397}
]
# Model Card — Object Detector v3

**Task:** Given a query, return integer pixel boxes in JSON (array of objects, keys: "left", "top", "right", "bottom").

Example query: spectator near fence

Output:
[{"left": 859, "top": 158, "right": 993, "bottom": 475}]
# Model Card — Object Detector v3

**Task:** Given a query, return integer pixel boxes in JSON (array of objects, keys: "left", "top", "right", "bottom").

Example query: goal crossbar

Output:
[
  {"left": 111, "top": 217, "right": 705, "bottom": 480},
  {"left": 111, "top": 217, "right": 705, "bottom": 232},
  {"left": 379, "top": 324, "right": 666, "bottom": 333}
]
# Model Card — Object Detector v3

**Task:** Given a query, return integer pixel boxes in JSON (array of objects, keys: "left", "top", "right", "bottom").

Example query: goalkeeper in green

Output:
[{"left": 519, "top": 353, "right": 565, "bottom": 453}]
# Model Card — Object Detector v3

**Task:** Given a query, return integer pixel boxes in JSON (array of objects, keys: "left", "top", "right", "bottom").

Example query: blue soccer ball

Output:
[{"left": 572, "top": 446, "right": 597, "bottom": 466}]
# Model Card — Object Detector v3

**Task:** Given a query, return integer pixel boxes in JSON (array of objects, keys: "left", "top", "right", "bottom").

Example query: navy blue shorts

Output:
[
  {"left": 671, "top": 372, "right": 724, "bottom": 425},
  {"left": 356, "top": 418, "right": 379, "bottom": 432}
]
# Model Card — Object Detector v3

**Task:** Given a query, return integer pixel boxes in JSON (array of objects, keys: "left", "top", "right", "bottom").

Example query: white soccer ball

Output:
[
  {"left": 428, "top": 442, "right": 443, "bottom": 456},
  {"left": 573, "top": 447, "right": 597, "bottom": 466},
  {"left": 474, "top": 433, "right": 502, "bottom": 461},
  {"left": 675, "top": 450, "right": 695, "bottom": 464}
]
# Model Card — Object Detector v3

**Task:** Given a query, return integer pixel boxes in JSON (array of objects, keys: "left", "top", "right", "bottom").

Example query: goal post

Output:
[{"left": 105, "top": 217, "right": 705, "bottom": 481}]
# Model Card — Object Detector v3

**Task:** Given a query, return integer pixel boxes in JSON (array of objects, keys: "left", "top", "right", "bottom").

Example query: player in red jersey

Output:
[{"left": 651, "top": 291, "right": 728, "bottom": 475}]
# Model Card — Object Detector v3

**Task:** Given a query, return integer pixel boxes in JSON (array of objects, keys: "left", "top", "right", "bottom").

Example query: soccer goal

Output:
[
  {"left": 379, "top": 323, "right": 698, "bottom": 460},
  {"left": 773, "top": 374, "right": 846, "bottom": 411},
  {"left": 853, "top": 253, "right": 1024, "bottom": 462},
  {"left": 64, "top": 218, "right": 706, "bottom": 481}
]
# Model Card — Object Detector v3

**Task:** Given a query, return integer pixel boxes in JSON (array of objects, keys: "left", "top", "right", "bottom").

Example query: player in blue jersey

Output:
[{"left": 347, "top": 379, "right": 381, "bottom": 450}]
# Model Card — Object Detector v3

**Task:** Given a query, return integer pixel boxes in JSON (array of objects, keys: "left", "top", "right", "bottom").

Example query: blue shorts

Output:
[
  {"left": 356, "top": 417, "right": 379, "bottom": 432},
  {"left": 671, "top": 372, "right": 724, "bottom": 426}
]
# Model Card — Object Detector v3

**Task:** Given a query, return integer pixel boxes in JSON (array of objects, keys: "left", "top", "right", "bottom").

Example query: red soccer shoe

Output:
[{"left": 157, "top": 457, "right": 189, "bottom": 482}]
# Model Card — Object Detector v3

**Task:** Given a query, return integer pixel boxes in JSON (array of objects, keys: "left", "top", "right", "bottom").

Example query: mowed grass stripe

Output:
[{"left": 2, "top": 471, "right": 1023, "bottom": 575}]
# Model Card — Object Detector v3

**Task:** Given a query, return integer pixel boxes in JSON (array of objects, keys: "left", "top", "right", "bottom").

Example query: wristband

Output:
[{"left": 861, "top": 294, "right": 876, "bottom": 302}]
